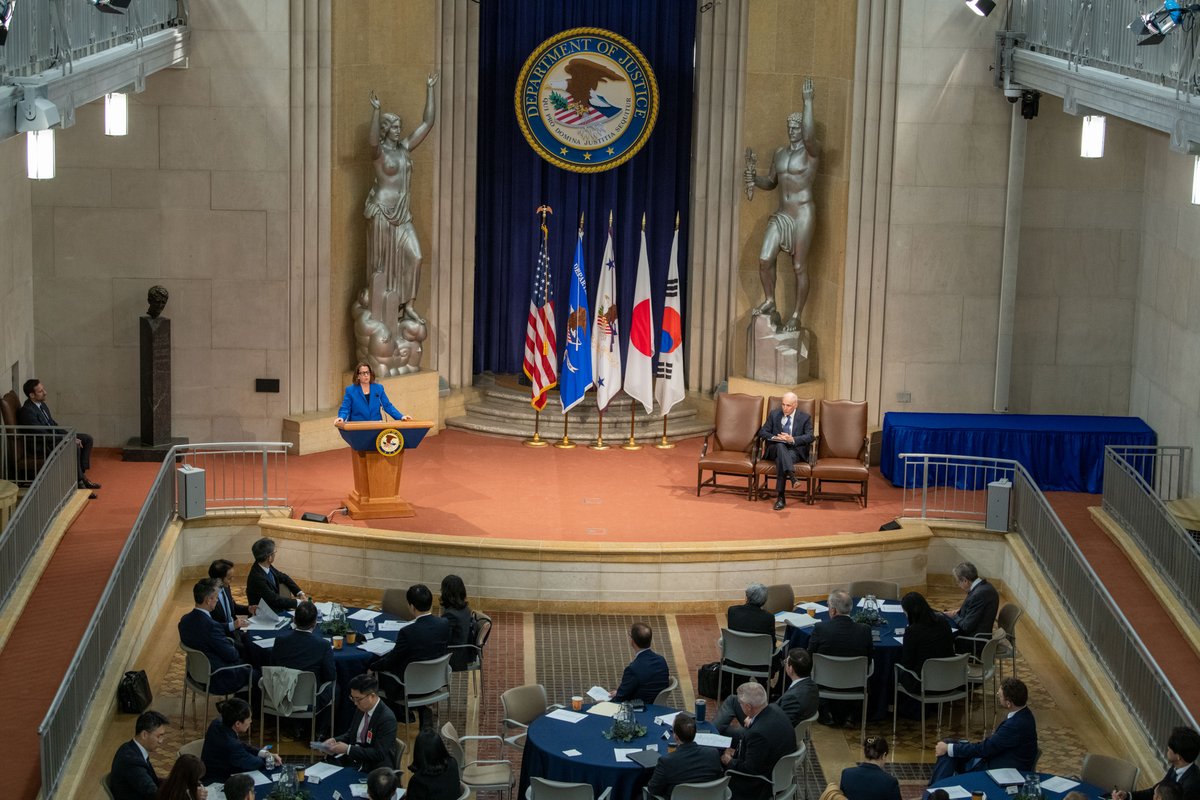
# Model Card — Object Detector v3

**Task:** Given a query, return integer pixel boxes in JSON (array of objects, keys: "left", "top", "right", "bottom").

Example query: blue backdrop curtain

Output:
[{"left": 474, "top": 0, "right": 696, "bottom": 378}]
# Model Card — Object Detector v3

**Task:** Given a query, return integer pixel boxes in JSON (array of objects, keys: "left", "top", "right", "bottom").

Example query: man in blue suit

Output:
[
  {"left": 178, "top": 578, "right": 255, "bottom": 696},
  {"left": 647, "top": 713, "right": 724, "bottom": 798},
  {"left": 944, "top": 561, "right": 1000, "bottom": 652},
  {"left": 757, "top": 392, "right": 815, "bottom": 510},
  {"left": 109, "top": 710, "right": 168, "bottom": 800},
  {"left": 274, "top": 600, "right": 337, "bottom": 718},
  {"left": 929, "top": 677, "right": 1038, "bottom": 784},
  {"left": 611, "top": 621, "right": 670, "bottom": 704},
  {"left": 369, "top": 583, "right": 450, "bottom": 727}
]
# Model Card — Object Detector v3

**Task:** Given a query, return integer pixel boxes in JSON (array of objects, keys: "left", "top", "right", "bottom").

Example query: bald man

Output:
[{"left": 757, "top": 392, "right": 814, "bottom": 510}]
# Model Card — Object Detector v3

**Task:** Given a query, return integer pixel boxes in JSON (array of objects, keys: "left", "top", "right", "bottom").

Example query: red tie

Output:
[{"left": 358, "top": 709, "right": 371, "bottom": 744}]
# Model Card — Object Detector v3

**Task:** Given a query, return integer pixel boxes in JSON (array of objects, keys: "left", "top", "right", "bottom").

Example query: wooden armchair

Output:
[
  {"left": 697, "top": 393, "right": 764, "bottom": 500},
  {"left": 755, "top": 395, "right": 816, "bottom": 503},
  {"left": 811, "top": 399, "right": 870, "bottom": 506},
  {"left": 1, "top": 390, "right": 46, "bottom": 485}
]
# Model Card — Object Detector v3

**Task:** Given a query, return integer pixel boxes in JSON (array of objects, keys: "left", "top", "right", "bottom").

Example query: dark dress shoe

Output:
[
  {"left": 88, "top": 492, "right": 98, "bottom": 500},
  {"left": 774, "top": 497, "right": 786, "bottom": 511},
  {"left": 82, "top": 478, "right": 101, "bottom": 489},
  {"left": 818, "top": 713, "right": 837, "bottom": 727}
]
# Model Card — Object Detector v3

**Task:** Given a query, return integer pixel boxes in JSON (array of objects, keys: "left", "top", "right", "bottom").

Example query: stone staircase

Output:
[{"left": 445, "top": 375, "right": 712, "bottom": 443}]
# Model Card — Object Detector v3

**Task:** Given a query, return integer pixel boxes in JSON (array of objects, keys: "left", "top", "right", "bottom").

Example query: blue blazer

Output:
[
  {"left": 338, "top": 383, "right": 404, "bottom": 422},
  {"left": 178, "top": 608, "right": 252, "bottom": 695},
  {"left": 613, "top": 648, "right": 670, "bottom": 704},
  {"left": 840, "top": 763, "right": 901, "bottom": 800},
  {"left": 109, "top": 740, "right": 159, "bottom": 800},
  {"left": 201, "top": 719, "right": 266, "bottom": 783},
  {"left": 954, "top": 706, "right": 1038, "bottom": 771},
  {"left": 273, "top": 629, "right": 337, "bottom": 687}
]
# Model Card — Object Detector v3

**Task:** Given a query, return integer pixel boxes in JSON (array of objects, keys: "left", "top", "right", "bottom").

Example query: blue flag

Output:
[{"left": 560, "top": 229, "right": 594, "bottom": 413}]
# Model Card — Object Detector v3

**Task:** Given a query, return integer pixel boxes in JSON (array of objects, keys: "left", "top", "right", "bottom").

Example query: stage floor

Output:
[{"left": 290, "top": 429, "right": 906, "bottom": 541}]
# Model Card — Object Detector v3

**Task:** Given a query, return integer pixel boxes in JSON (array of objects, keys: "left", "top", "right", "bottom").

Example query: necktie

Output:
[
  {"left": 39, "top": 404, "right": 51, "bottom": 426},
  {"left": 221, "top": 591, "right": 232, "bottom": 624},
  {"left": 783, "top": 415, "right": 791, "bottom": 434},
  {"left": 267, "top": 569, "right": 277, "bottom": 590},
  {"left": 358, "top": 710, "right": 371, "bottom": 744}
]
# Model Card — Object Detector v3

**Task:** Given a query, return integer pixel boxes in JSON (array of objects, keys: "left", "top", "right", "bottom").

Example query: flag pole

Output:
[
  {"left": 621, "top": 404, "right": 642, "bottom": 450},
  {"left": 555, "top": 410, "right": 576, "bottom": 449},
  {"left": 590, "top": 408, "right": 610, "bottom": 450},
  {"left": 655, "top": 415, "right": 675, "bottom": 449},
  {"left": 524, "top": 409, "right": 548, "bottom": 447}
]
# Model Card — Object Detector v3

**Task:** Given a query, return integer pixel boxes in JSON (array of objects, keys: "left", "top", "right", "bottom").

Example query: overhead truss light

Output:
[
  {"left": 105, "top": 92, "right": 128, "bottom": 136},
  {"left": 1129, "top": 1, "right": 1200, "bottom": 45},
  {"left": 91, "top": 0, "right": 133, "bottom": 14},
  {"left": 0, "top": 0, "right": 15, "bottom": 47},
  {"left": 1192, "top": 156, "right": 1200, "bottom": 205},
  {"left": 966, "top": 0, "right": 997, "bottom": 17},
  {"left": 26, "top": 130, "right": 55, "bottom": 180},
  {"left": 1081, "top": 115, "right": 1106, "bottom": 158}
]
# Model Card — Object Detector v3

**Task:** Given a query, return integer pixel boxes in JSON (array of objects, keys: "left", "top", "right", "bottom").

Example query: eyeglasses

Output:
[
  {"left": 356, "top": 370, "right": 371, "bottom": 375},
  {"left": 350, "top": 692, "right": 372, "bottom": 704}
]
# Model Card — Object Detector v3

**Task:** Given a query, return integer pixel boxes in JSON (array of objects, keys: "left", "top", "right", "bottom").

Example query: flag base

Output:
[
  {"left": 524, "top": 437, "right": 549, "bottom": 447},
  {"left": 554, "top": 439, "right": 577, "bottom": 449},
  {"left": 589, "top": 441, "right": 611, "bottom": 451},
  {"left": 620, "top": 439, "right": 643, "bottom": 451},
  {"left": 654, "top": 439, "right": 676, "bottom": 450}
]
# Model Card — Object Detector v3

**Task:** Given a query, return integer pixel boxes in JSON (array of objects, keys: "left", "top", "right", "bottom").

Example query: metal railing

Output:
[
  {"left": 1103, "top": 446, "right": 1200, "bottom": 629},
  {"left": 0, "top": 426, "right": 78, "bottom": 613},
  {"left": 902, "top": 452, "right": 1198, "bottom": 753},
  {"left": 37, "top": 441, "right": 291, "bottom": 799},
  {"left": 900, "top": 453, "right": 1018, "bottom": 523}
]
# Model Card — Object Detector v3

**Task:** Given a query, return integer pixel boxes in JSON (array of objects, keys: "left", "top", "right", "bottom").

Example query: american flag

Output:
[{"left": 523, "top": 212, "right": 558, "bottom": 410}]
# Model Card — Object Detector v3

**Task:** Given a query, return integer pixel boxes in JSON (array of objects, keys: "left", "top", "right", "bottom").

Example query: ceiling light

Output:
[
  {"left": 1080, "top": 115, "right": 1105, "bottom": 158},
  {"left": 966, "top": 0, "right": 997, "bottom": 16},
  {"left": 26, "top": 130, "right": 55, "bottom": 180},
  {"left": 105, "top": 92, "right": 128, "bottom": 136}
]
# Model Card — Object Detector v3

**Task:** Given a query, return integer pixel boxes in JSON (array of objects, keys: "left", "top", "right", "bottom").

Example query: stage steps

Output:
[{"left": 445, "top": 375, "right": 711, "bottom": 442}]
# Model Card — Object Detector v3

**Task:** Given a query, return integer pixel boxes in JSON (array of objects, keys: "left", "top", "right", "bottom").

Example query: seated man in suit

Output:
[
  {"left": 369, "top": 583, "right": 450, "bottom": 726},
  {"left": 611, "top": 621, "right": 670, "bottom": 705},
  {"left": 223, "top": 774, "right": 255, "bottom": 800},
  {"left": 720, "top": 682, "right": 796, "bottom": 800},
  {"left": 246, "top": 537, "right": 306, "bottom": 611},
  {"left": 208, "top": 558, "right": 254, "bottom": 637},
  {"left": 647, "top": 713, "right": 724, "bottom": 798},
  {"left": 930, "top": 677, "right": 1038, "bottom": 784},
  {"left": 1114, "top": 725, "right": 1200, "bottom": 800},
  {"left": 17, "top": 378, "right": 100, "bottom": 495},
  {"left": 943, "top": 561, "right": 999, "bottom": 652},
  {"left": 757, "top": 391, "right": 814, "bottom": 510},
  {"left": 109, "top": 709, "right": 169, "bottom": 800},
  {"left": 717, "top": 648, "right": 817, "bottom": 740},
  {"left": 367, "top": 766, "right": 399, "bottom": 800},
  {"left": 808, "top": 589, "right": 872, "bottom": 727},
  {"left": 273, "top": 600, "right": 337, "bottom": 721},
  {"left": 178, "top": 578, "right": 255, "bottom": 696},
  {"left": 322, "top": 673, "right": 398, "bottom": 773}
]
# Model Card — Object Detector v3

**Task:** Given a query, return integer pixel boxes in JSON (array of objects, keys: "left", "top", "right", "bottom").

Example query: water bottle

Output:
[{"left": 365, "top": 616, "right": 376, "bottom": 636}]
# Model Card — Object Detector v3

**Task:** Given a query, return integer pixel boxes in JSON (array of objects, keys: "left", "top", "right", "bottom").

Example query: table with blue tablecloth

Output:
[
  {"left": 782, "top": 600, "right": 906, "bottom": 722},
  {"left": 244, "top": 607, "right": 409, "bottom": 732},
  {"left": 924, "top": 770, "right": 1104, "bottom": 799},
  {"left": 207, "top": 762, "right": 369, "bottom": 799},
  {"left": 880, "top": 412, "right": 1156, "bottom": 493},
  {"left": 519, "top": 704, "right": 717, "bottom": 800}
]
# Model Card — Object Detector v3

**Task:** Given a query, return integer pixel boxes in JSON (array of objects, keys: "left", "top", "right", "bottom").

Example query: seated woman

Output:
[
  {"left": 839, "top": 735, "right": 901, "bottom": 800},
  {"left": 440, "top": 574, "right": 474, "bottom": 670},
  {"left": 200, "top": 698, "right": 281, "bottom": 783},
  {"left": 406, "top": 728, "right": 461, "bottom": 800},
  {"left": 898, "top": 591, "right": 956, "bottom": 693},
  {"left": 156, "top": 754, "right": 208, "bottom": 800}
]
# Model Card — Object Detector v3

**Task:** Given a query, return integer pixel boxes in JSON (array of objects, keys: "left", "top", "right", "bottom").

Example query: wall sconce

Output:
[
  {"left": 105, "top": 92, "right": 128, "bottom": 136},
  {"left": 1080, "top": 115, "right": 1106, "bottom": 158}
]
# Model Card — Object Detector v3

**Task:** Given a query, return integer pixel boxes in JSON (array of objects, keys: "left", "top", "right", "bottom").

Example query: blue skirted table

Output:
[
  {"left": 881, "top": 412, "right": 1155, "bottom": 493},
  {"left": 924, "top": 771, "right": 1104, "bottom": 799}
]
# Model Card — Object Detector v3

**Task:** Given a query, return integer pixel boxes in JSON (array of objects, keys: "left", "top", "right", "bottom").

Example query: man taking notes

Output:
[{"left": 323, "top": 673, "right": 398, "bottom": 773}]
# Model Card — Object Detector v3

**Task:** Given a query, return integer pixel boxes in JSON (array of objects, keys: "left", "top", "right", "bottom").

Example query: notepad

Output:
[
  {"left": 796, "top": 602, "right": 828, "bottom": 613},
  {"left": 237, "top": 770, "right": 273, "bottom": 786},
  {"left": 653, "top": 712, "right": 680, "bottom": 726},
  {"left": 251, "top": 637, "right": 277, "bottom": 649},
  {"left": 614, "top": 748, "right": 642, "bottom": 763},
  {"left": 378, "top": 620, "right": 410, "bottom": 632},
  {"left": 586, "top": 701, "right": 622, "bottom": 717},
  {"left": 563, "top": 748, "right": 582, "bottom": 757},
  {"left": 986, "top": 768, "right": 1025, "bottom": 785},
  {"left": 586, "top": 685, "right": 610, "bottom": 702},
  {"left": 357, "top": 637, "right": 395, "bottom": 656},
  {"left": 305, "top": 762, "right": 343, "bottom": 780},
  {"left": 348, "top": 609, "right": 381, "bottom": 621},
  {"left": 694, "top": 733, "right": 732, "bottom": 748},
  {"left": 546, "top": 708, "right": 587, "bottom": 723},
  {"left": 775, "top": 611, "right": 817, "bottom": 629},
  {"left": 934, "top": 787, "right": 971, "bottom": 799},
  {"left": 1039, "top": 776, "right": 1079, "bottom": 793},
  {"left": 627, "top": 749, "right": 660, "bottom": 768}
]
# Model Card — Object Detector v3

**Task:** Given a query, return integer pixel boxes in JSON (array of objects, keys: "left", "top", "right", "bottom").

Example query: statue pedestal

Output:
[
  {"left": 123, "top": 315, "right": 188, "bottom": 462},
  {"left": 745, "top": 315, "right": 812, "bottom": 384}
]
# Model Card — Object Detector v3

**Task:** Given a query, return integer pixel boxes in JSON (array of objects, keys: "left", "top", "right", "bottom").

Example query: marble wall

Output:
[{"left": 0, "top": 135, "right": 34, "bottom": 396}]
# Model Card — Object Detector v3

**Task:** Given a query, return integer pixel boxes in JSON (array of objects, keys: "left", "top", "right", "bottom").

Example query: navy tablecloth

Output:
[
  {"left": 238, "top": 762, "right": 369, "bottom": 799},
  {"left": 519, "top": 704, "right": 715, "bottom": 800},
  {"left": 924, "top": 771, "right": 1104, "bottom": 799},
  {"left": 880, "top": 412, "right": 1155, "bottom": 493}
]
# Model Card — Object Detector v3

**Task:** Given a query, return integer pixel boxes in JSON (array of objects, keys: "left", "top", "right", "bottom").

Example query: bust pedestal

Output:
[{"left": 123, "top": 315, "right": 188, "bottom": 462}]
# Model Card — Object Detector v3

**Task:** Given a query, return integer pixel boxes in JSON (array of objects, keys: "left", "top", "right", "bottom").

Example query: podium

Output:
[{"left": 337, "top": 420, "right": 433, "bottom": 519}]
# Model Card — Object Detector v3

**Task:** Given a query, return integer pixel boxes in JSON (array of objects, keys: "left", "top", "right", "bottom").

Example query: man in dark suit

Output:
[
  {"left": 369, "top": 583, "right": 450, "bottom": 726},
  {"left": 274, "top": 600, "right": 337, "bottom": 712},
  {"left": 223, "top": 774, "right": 255, "bottom": 800},
  {"left": 177, "top": 578, "right": 255, "bottom": 695},
  {"left": 716, "top": 647, "right": 817, "bottom": 740},
  {"left": 246, "top": 537, "right": 306, "bottom": 611},
  {"left": 17, "top": 378, "right": 100, "bottom": 495},
  {"left": 208, "top": 558, "right": 253, "bottom": 637},
  {"left": 943, "top": 562, "right": 1000, "bottom": 652},
  {"left": 929, "top": 677, "right": 1038, "bottom": 784},
  {"left": 611, "top": 621, "right": 670, "bottom": 705},
  {"left": 721, "top": 682, "right": 796, "bottom": 800},
  {"left": 322, "top": 673, "right": 398, "bottom": 772},
  {"left": 108, "top": 709, "right": 168, "bottom": 800},
  {"left": 726, "top": 581, "right": 782, "bottom": 693},
  {"left": 757, "top": 391, "right": 814, "bottom": 510},
  {"left": 1115, "top": 726, "right": 1200, "bottom": 800},
  {"left": 646, "top": 713, "right": 724, "bottom": 798},
  {"left": 808, "top": 589, "right": 873, "bottom": 727}
]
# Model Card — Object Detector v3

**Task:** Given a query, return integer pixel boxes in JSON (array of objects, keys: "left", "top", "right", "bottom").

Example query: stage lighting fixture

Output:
[
  {"left": 1192, "top": 156, "right": 1200, "bottom": 205},
  {"left": 1129, "top": 1, "right": 1200, "bottom": 45},
  {"left": 966, "top": 0, "right": 996, "bottom": 17},
  {"left": 0, "top": 1, "right": 15, "bottom": 47},
  {"left": 1020, "top": 90, "right": 1040, "bottom": 120},
  {"left": 91, "top": 0, "right": 133, "bottom": 14},
  {"left": 26, "top": 130, "right": 54, "bottom": 180},
  {"left": 105, "top": 92, "right": 128, "bottom": 136},
  {"left": 1080, "top": 115, "right": 1105, "bottom": 158}
]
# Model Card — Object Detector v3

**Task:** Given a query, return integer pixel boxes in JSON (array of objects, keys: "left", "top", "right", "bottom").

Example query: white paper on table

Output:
[
  {"left": 586, "top": 685, "right": 610, "bottom": 702},
  {"left": 237, "top": 770, "right": 272, "bottom": 786},
  {"left": 350, "top": 783, "right": 370, "bottom": 798},
  {"left": 314, "top": 601, "right": 335, "bottom": 618},
  {"left": 986, "top": 768, "right": 1026, "bottom": 785},
  {"left": 892, "top": 635, "right": 904, "bottom": 644},
  {"left": 357, "top": 637, "right": 395, "bottom": 656},
  {"left": 204, "top": 785, "right": 228, "bottom": 800},
  {"left": 936, "top": 787, "right": 971, "bottom": 799},
  {"left": 305, "top": 762, "right": 343, "bottom": 780},
  {"left": 348, "top": 609, "right": 381, "bottom": 621},
  {"left": 250, "top": 637, "right": 277, "bottom": 649},
  {"left": 1039, "top": 776, "right": 1079, "bottom": 793},
  {"left": 653, "top": 711, "right": 680, "bottom": 726},
  {"left": 796, "top": 602, "right": 827, "bottom": 613},
  {"left": 546, "top": 708, "right": 587, "bottom": 723},
  {"left": 880, "top": 603, "right": 904, "bottom": 613},
  {"left": 693, "top": 733, "right": 733, "bottom": 748},
  {"left": 856, "top": 597, "right": 898, "bottom": 608},
  {"left": 586, "top": 701, "right": 622, "bottom": 717},
  {"left": 563, "top": 749, "right": 583, "bottom": 757},
  {"left": 775, "top": 611, "right": 817, "bottom": 629},
  {"left": 614, "top": 748, "right": 642, "bottom": 763},
  {"left": 378, "top": 619, "right": 411, "bottom": 632}
]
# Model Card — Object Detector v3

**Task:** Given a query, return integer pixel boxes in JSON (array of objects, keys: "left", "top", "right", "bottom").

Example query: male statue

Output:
[{"left": 744, "top": 77, "right": 820, "bottom": 333}]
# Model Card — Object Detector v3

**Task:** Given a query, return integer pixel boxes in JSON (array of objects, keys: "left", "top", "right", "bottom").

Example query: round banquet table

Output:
[
  {"left": 782, "top": 599, "right": 907, "bottom": 720},
  {"left": 243, "top": 606, "right": 407, "bottom": 732},
  {"left": 206, "top": 762, "right": 370, "bottom": 799},
  {"left": 518, "top": 704, "right": 718, "bottom": 800},
  {"left": 924, "top": 771, "right": 1105, "bottom": 799}
]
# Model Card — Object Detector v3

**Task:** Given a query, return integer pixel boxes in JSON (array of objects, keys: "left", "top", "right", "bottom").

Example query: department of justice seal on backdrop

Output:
[
  {"left": 515, "top": 27, "right": 659, "bottom": 173},
  {"left": 375, "top": 428, "right": 405, "bottom": 457}
]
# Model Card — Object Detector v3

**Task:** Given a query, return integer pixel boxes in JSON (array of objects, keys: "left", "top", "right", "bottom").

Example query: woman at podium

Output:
[{"left": 335, "top": 362, "right": 412, "bottom": 427}]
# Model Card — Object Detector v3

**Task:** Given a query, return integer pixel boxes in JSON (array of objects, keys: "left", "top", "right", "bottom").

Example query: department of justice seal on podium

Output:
[
  {"left": 515, "top": 27, "right": 658, "bottom": 173},
  {"left": 376, "top": 428, "right": 405, "bottom": 457}
]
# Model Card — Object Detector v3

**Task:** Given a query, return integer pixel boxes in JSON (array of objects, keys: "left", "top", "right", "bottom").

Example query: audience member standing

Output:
[
  {"left": 611, "top": 621, "right": 670, "bottom": 704},
  {"left": 840, "top": 735, "right": 901, "bottom": 800},
  {"left": 1114, "top": 726, "right": 1200, "bottom": 800},
  {"left": 406, "top": 728, "right": 462, "bottom": 800},
  {"left": 18, "top": 378, "right": 100, "bottom": 494},
  {"left": 808, "top": 589, "right": 872, "bottom": 727},
  {"left": 440, "top": 574, "right": 474, "bottom": 670},
  {"left": 109, "top": 710, "right": 168, "bottom": 800},
  {"left": 200, "top": 698, "right": 280, "bottom": 783},
  {"left": 246, "top": 537, "right": 307, "bottom": 611}
]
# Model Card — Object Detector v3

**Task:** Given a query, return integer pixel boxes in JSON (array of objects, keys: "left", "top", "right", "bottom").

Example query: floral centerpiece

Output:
[
  {"left": 319, "top": 602, "right": 351, "bottom": 636},
  {"left": 851, "top": 595, "right": 885, "bottom": 627},
  {"left": 602, "top": 702, "right": 648, "bottom": 743}
]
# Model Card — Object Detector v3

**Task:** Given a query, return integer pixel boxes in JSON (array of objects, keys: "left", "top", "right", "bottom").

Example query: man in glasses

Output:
[{"left": 321, "top": 673, "right": 398, "bottom": 772}]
